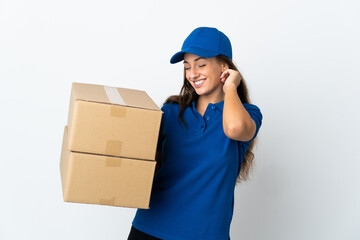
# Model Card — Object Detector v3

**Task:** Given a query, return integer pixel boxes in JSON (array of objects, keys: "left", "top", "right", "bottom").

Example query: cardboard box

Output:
[
  {"left": 67, "top": 82, "right": 162, "bottom": 160},
  {"left": 60, "top": 126, "right": 156, "bottom": 208}
]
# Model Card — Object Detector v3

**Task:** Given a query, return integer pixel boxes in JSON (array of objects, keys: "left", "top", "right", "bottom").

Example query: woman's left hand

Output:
[{"left": 220, "top": 69, "right": 242, "bottom": 94}]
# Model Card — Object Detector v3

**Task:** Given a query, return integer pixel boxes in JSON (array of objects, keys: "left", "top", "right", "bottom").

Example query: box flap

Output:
[{"left": 72, "top": 82, "right": 160, "bottom": 111}]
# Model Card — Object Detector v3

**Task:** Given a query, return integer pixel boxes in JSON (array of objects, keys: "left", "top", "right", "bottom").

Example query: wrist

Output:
[{"left": 224, "top": 83, "right": 238, "bottom": 94}]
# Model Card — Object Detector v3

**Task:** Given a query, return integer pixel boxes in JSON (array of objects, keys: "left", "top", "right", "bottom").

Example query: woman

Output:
[{"left": 128, "top": 27, "right": 263, "bottom": 240}]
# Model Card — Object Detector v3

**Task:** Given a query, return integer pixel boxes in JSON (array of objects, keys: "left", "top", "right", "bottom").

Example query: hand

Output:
[{"left": 220, "top": 69, "right": 242, "bottom": 94}]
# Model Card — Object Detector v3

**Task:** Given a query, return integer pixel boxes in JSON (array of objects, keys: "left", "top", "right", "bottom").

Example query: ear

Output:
[{"left": 221, "top": 62, "right": 229, "bottom": 72}]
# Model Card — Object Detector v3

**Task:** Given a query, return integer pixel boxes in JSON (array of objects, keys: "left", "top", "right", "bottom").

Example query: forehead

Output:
[
  {"left": 183, "top": 52, "right": 201, "bottom": 60},
  {"left": 183, "top": 53, "right": 210, "bottom": 64}
]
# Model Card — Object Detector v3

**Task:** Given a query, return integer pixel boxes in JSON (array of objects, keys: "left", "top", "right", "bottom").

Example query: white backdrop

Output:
[{"left": 0, "top": 0, "right": 359, "bottom": 239}]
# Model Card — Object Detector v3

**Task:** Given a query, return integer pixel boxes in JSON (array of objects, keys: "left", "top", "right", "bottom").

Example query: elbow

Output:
[
  {"left": 224, "top": 122, "right": 255, "bottom": 142},
  {"left": 224, "top": 123, "right": 242, "bottom": 140}
]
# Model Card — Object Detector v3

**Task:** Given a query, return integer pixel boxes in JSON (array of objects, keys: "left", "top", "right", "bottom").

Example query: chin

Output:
[{"left": 194, "top": 89, "right": 206, "bottom": 96}]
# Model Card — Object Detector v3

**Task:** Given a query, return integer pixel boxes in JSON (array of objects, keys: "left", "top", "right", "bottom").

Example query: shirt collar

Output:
[{"left": 191, "top": 100, "right": 224, "bottom": 111}]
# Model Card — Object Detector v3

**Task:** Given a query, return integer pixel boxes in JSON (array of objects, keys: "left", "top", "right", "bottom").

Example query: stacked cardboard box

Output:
[{"left": 60, "top": 82, "right": 162, "bottom": 209}]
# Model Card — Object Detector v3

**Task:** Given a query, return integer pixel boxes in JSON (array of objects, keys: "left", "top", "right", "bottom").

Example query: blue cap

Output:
[{"left": 170, "top": 27, "right": 232, "bottom": 64}]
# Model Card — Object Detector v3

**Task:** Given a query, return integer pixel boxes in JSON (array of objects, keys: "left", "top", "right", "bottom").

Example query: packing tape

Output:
[
  {"left": 105, "top": 157, "right": 122, "bottom": 167},
  {"left": 99, "top": 197, "right": 116, "bottom": 206},
  {"left": 106, "top": 140, "right": 123, "bottom": 156},
  {"left": 110, "top": 105, "right": 126, "bottom": 118},
  {"left": 104, "top": 86, "right": 126, "bottom": 105}
]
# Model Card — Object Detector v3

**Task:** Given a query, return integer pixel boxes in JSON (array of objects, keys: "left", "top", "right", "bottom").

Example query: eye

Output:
[
  {"left": 198, "top": 64, "right": 206, "bottom": 68},
  {"left": 184, "top": 67, "right": 190, "bottom": 71}
]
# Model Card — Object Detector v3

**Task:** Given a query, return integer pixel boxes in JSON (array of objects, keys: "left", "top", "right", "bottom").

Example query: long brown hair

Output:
[{"left": 164, "top": 54, "right": 256, "bottom": 184}]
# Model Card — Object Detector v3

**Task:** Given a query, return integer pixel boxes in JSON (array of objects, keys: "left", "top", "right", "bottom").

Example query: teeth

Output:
[{"left": 194, "top": 80, "right": 204, "bottom": 86}]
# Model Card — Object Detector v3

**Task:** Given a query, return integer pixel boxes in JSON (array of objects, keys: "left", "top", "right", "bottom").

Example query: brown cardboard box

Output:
[
  {"left": 60, "top": 126, "right": 156, "bottom": 208},
  {"left": 67, "top": 82, "right": 162, "bottom": 160}
]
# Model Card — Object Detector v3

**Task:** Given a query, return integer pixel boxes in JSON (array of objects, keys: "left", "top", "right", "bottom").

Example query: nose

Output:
[{"left": 187, "top": 67, "right": 199, "bottom": 81}]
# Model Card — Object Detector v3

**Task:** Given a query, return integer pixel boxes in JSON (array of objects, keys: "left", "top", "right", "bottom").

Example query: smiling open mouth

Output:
[{"left": 194, "top": 79, "right": 205, "bottom": 88}]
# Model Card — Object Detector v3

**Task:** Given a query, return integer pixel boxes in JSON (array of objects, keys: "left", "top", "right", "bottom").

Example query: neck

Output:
[
  {"left": 198, "top": 87, "right": 225, "bottom": 105},
  {"left": 196, "top": 88, "right": 224, "bottom": 116}
]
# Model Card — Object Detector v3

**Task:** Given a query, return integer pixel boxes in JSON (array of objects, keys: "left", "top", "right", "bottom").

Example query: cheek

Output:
[
  {"left": 185, "top": 76, "right": 193, "bottom": 85},
  {"left": 210, "top": 70, "right": 222, "bottom": 82}
]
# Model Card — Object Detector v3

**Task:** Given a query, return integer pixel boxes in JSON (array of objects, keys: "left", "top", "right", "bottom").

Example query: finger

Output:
[
  {"left": 221, "top": 72, "right": 229, "bottom": 79},
  {"left": 221, "top": 69, "right": 229, "bottom": 77}
]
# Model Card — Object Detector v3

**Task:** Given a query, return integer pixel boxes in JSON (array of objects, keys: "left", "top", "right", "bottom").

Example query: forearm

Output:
[{"left": 223, "top": 84, "right": 255, "bottom": 141}]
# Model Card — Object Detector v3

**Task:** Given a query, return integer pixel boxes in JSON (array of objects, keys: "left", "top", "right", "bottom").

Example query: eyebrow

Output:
[{"left": 183, "top": 57, "right": 207, "bottom": 64}]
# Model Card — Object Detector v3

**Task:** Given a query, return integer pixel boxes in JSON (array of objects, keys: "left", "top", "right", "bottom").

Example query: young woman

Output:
[{"left": 128, "top": 27, "right": 263, "bottom": 240}]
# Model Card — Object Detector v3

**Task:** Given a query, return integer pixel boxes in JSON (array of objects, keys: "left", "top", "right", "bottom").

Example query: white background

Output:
[{"left": 0, "top": 0, "right": 359, "bottom": 239}]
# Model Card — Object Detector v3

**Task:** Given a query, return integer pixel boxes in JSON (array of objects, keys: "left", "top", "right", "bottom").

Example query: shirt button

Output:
[
  {"left": 201, "top": 125, "right": 204, "bottom": 128},
  {"left": 211, "top": 105, "right": 215, "bottom": 110},
  {"left": 205, "top": 116, "right": 210, "bottom": 121}
]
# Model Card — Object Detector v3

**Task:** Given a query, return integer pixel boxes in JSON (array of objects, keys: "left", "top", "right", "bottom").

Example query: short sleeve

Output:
[
  {"left": 244, "top": 103, "right": 263, "bottom": 142},
  {"left": 237, "top": 104, "right": 263, "bottom": 167},
  {"left": 156, "top": 104, "right": 168, "bottom": 153}
]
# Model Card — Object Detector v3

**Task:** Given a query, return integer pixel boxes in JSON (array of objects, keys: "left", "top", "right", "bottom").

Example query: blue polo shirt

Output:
[{"left": 132, "top": 100, "right": 262, "bottom": 240}]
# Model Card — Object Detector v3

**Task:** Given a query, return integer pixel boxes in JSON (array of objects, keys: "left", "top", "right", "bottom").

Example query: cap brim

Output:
[
  {"left": 170, "top": 51, "right": 185, "bottom": 64},
  {"left": 170, "top": 47, "right": 219, "bottom": 64}
]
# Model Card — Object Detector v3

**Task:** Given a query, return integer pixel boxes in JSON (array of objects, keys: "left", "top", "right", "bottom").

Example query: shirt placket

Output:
[{"left": 201, "top": 104, "right": 217, "bottom": 134}]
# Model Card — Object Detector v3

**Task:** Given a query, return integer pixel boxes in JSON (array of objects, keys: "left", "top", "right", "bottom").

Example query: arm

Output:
[{"left": 221, "top": 70, "right": 256, "bottom": 142}]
